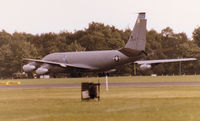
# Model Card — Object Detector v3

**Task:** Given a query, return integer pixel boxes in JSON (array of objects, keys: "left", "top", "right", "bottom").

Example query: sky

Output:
[{"left": 0, "top": 0, "right": 200, "bottom": 38}]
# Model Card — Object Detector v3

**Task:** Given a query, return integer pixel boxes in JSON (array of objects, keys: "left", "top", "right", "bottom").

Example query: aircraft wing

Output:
[
  {"left": 23, "top": 58, "right": 96, "bottom": 70},
  {"left": 135, "top": 58, "right": 197, "bottom": 65}
]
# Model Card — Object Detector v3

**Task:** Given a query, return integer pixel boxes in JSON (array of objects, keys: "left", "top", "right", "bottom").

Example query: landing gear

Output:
[
  {"left": 98, "top": 72, "right": 109, "bottom": 77},
  {"left": 70, "top": 72, "right": 82, "bottom": 77},
  {"left": 47, "top": 73, "right": 56, "bottom": 78},
  {"left": 27, "top": 72, "right": 34, "bottom": 78},
  {"left": 52, "top": 74, "right": 56, "bottom": 78}
]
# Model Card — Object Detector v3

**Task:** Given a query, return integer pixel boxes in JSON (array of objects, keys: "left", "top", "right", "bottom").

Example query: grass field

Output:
[
  {"left": 1, "top": 76, "right": 200, "bottom": 121},
  {"left": 2, "top": 75, "right": 200, "bottom": 85}
]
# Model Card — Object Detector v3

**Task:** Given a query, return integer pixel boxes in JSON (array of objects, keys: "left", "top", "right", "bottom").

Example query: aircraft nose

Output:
[
  {"left": 23, "top": 64, "right": 36, "bottom": 72},
  {"left": 36, "top": 67, "right": 48, "bottom": 75}
]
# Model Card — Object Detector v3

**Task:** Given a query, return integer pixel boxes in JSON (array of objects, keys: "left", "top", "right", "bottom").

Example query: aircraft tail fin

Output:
[{"left": 125, "top": 12, "right": 147, "bottom": 51}]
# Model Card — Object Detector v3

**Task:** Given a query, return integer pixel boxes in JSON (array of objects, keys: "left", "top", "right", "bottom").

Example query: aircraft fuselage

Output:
[{"left": 42, "top": 50, "right": 139, "bottom": 73}]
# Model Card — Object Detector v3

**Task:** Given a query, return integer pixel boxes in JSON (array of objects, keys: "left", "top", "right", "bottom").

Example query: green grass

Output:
[
  {"left": 1, "top": 86, "right": 200, "bottom": 121},
  {"left": 2, "top": 75, "right": 200, "bottom": 85},
  {"left": 1, "top": 76, "right": 200, "bottom": 121}
]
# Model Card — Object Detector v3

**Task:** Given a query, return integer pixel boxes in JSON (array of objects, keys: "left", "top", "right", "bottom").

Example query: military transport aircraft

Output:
[{"left": 23, "top": 12, "right": 196, "bottom": 76}]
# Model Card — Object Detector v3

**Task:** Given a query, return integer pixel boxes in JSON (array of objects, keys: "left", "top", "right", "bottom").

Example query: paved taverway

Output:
[{"left": 1, "top": 81, "right": 200, "bottom": 89}]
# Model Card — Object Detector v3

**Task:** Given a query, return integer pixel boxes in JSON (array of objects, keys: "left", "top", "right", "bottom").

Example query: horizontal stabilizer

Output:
[{"left": 135, "top": 58, "right": 197, "bottom": 64}]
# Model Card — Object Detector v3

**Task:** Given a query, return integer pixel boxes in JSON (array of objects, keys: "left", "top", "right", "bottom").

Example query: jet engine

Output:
[
  {"left": 35, "top": 64, "right": 51, "bottom": 75},
  {"left": 23, "top": 62, "right": 37, "bottom": 72},
  {"left": 139, "top": 64, "right": 151, "bottom": 70},
  {"left": 36, "top": 67, "right": 49, "bottom": 75}
]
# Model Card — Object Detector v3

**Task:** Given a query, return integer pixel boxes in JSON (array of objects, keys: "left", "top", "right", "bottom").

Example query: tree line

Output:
[{"left": 1, "top": 22, "right": 200, "bottom": 78}]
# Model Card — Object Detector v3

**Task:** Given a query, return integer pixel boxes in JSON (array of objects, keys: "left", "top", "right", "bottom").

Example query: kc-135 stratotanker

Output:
[{"left": 23, "top": 13, "right": 196, "bottom": 76}]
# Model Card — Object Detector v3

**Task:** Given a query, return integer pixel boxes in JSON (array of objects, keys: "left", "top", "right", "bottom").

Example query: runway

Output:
[{"left": 1, "top": 81, "right": 200, "bottom": 89}]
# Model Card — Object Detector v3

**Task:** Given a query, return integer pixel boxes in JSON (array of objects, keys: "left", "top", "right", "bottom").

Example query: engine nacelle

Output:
[
  {"left": 23, "top": 63, "right": 36, "bottom": 72},
  {"left": 36, "top": 64, "right": 50, "bottom": 75},
  {"left": 36, "top": 67, "right": 48, "bottom": 75},
  {"left": 139, "top": 64, "right": 151, "bottom": 70}
]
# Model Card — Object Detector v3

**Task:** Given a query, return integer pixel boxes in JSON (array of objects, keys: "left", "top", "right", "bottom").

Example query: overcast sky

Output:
[{"left": 0, "top": 0, "right": 200, "bottom": 38}]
